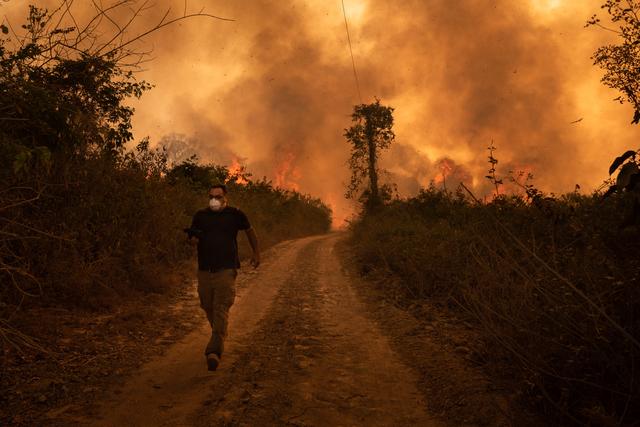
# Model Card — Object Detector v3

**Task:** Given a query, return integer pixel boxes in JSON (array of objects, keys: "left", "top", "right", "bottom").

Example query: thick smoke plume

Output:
[{"left": 3, "top": 0, "right": 639, "bottom": 224}]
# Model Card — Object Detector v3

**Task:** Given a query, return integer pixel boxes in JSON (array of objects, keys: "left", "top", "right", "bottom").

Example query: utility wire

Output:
[{"left": 341, "top": 0, "right": 363, "bottom": 104}]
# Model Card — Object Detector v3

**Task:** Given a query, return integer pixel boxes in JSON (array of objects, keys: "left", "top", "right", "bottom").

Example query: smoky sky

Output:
[{"left": 3, "top": 0, "right": 640, "bottom": 223}]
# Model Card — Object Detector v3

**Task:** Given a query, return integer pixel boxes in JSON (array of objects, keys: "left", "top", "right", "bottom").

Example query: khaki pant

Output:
[{"left": 197, "top": 269, "right": 237, "bottom": 356}]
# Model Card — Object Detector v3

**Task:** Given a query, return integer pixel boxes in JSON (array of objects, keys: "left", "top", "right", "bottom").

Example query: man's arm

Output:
[
  {"left": 187, "top": 212, "right": 201, "bottom": 246},
  {"left": 245, "top": 227, "right": 260, "bottom": 268}
]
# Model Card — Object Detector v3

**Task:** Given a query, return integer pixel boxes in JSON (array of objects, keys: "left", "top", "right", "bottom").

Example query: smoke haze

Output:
[{"left": 3, "top": 0, "right": 639, "bottom": 224}]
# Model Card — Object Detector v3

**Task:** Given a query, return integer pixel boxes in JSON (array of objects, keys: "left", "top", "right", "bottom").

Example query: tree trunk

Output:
[{"left": 366, "top": 122, "right": 379, "bottom": 208}]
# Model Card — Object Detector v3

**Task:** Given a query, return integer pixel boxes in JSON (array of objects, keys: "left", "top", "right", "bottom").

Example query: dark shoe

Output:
[{"left": 206, "top": 353, "right": 220, "bottom": 371}]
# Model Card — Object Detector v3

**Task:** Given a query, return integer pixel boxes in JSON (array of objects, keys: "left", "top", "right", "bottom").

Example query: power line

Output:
[{"left": 341, "top": 0, "right": 363, "bottom": 104}]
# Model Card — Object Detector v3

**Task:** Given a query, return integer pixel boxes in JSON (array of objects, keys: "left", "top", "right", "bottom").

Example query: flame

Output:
[
  {"left": 228, "top": 158, "right": 249, "bottom": 185},
  {"left": 273, "top": 152, "right": 301, "bottom": 191},
  {"left": 433, "top": 158, "right": 454, "bottom": 185}
]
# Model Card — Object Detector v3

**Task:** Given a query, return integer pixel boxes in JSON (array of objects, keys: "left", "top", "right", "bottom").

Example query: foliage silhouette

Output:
[
  {"left": 350, "top": 184, "right": 640, "bottom": 425},
  {"left": 589, "top": 0, "right": 640, "bottom": 124},
  {"left": 344, "top": 99, "right": 395, "bottom": 211},
  {"left": 588, "top": 2, "right": 640, "bottom": 226},
  {"left": 0, "top": 4, "right": 331, "bottom": 353}
]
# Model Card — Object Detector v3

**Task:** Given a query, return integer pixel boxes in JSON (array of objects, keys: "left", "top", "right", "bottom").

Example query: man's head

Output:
[{"left": 208, "top": 184, "right": 228, "bottom": 211}]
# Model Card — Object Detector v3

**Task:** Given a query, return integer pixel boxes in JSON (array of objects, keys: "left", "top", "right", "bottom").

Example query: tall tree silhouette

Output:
[
  {"left": 589, "top": 1, "right": 640, "bottom": 124},
  {"left": 344, "top": 99, "right": 395, "bottom": 211}
]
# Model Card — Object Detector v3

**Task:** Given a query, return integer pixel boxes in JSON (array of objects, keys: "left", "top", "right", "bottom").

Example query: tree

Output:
[
  {"left": 588, "top": 2, "right": 640, "bottom": 224},
  {"left": 344, "top": 99, "right": 395, "bottom": 211},
  {"left": 0, "top": 2, "right": 231, "bottom": 344},
  {"left": 1, "top": 2, "right": 231, "bottom": 163},
  {"left": 588, "top": 1, "right": 640, "bottom": 124}
]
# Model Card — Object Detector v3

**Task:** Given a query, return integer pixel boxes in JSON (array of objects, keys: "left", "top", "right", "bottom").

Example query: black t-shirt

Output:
[{"left": 190, "top": 206, "right": 251, "bottom": 271}]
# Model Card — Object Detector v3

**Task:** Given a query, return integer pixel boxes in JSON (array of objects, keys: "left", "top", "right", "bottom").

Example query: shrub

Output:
[
  {"left": 349, "top": 186, "right": 640, "bottom": 425},
  {"left": 0, "top": 5, "right": 332, "bottom": 320}
]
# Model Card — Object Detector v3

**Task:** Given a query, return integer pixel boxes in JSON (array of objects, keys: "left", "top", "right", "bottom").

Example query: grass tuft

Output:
[{"left": 349, "top": 185, "right": 640, "bottom": 425}]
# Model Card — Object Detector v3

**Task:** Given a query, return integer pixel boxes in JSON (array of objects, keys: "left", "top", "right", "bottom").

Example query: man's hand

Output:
[
  {"left": 245, "top": 228, "right": 260, "bottom": 269},
  {"left": 250, "top": 252, "right": 260, "bottom": 269}
]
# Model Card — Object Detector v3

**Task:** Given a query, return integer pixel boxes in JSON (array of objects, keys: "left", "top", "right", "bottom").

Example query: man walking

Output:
[{"left": 187, "top": 184, "right": 260, "bottom": 371}]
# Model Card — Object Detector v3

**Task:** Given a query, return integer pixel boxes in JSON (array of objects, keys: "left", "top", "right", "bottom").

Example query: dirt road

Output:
[{"left": 83, "top": 233, "right": 442, "bottom": 426}]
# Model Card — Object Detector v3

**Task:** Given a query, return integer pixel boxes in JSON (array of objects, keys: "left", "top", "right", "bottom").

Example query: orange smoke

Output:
[
  {"left": 273, "top": 152, "right": 301, "bottom": 191},
  {"left": 509, "top": 164, "right": 535, "bottom": 186},
  {"left": 426, "top": 157, "right": 472, "bottom": 191},
  {"left": 323, "top": 193, "right": 351, "bottom": 229},
  {"left": 433, "top": 158, "right": 454, "bottom": 187},
  {"left": 8, "top": 0, "right": 637, "bottom": 221}
]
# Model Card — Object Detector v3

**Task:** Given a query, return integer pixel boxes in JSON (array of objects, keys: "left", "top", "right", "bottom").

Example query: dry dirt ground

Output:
[{"left": 3, "top": 233, "right": 537, "bottom": 426}]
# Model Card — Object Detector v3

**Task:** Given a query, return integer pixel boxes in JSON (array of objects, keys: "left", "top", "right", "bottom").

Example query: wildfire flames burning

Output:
[
  {"left": 428, "top": 157, "right": 472, "bottom": 191},
  {"left": 433, "top": 158, "right": 454, "bottom": 187},
  {"left": 5, "top": 0, "right": 638, "bottom": 226},
  {"left": 273, "top": 152, "right": 301, "bottom": 192},
  {"left": 227, "top": 158, "right": 249, "bottom": 185}
]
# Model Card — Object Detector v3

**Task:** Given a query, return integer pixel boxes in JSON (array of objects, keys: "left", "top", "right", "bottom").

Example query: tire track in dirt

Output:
[
  {"left": 82, "top": 236, "right": 319, "bottom": 427},
  {"left": 70, "top": 233, "right": 444, "bottom": 426},
  {"left": 334, "top": 239, "right": 534, "bottom": 426},
  {"left": 191, "top": 233, "right": 441, "bottom": 426}
]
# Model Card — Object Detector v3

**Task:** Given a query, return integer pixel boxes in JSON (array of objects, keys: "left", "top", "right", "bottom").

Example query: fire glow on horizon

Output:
[{"left": 2, "top": 0, "right": 638, "bottom": 227}]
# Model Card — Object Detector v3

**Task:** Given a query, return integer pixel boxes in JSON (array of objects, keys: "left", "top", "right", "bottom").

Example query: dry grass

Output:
[
  {"left": 0, "top": 149, "right": 332, "bottom": 328},
  {"left": 349, "top": 186, "right": 640, "bottom": 425}
]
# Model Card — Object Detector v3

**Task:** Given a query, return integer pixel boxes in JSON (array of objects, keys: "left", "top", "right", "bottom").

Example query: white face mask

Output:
[{"left": 209, "top": 198, "right": 223, "bottom": 211}]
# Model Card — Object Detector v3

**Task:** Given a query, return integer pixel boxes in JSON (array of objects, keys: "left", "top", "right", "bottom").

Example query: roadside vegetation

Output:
[
  {"left": 349, "top": 180, "right": 640, "bottom": 425},
  {"left": 345, "top": 3, "right": 640, "bottom": 423},
  {"left": 0, "top": 3, "right": 331, "bottom": 351}
]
